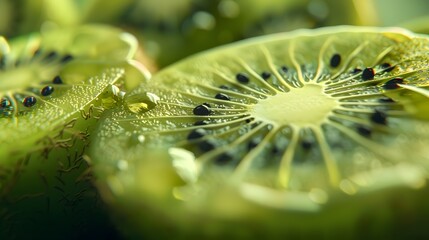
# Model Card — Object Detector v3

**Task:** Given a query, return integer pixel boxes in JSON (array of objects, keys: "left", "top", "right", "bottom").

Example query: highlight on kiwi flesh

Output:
[
  {"left": 90, "top": 26, "right": 429, "bottom": 239},
  {"left": 115, "top": 0, "right": 374, "bottom": 67},
  {"left": 0, "top": 25, "right": 146, "bottom": 239}
]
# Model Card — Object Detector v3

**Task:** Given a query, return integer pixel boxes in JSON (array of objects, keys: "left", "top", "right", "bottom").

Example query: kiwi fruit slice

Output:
[
  {"left": 0, "top": 25, "right": 145, "bottom": 239},
  {"left": 90, "top": 26, "right": 429, "bottom": 238}
]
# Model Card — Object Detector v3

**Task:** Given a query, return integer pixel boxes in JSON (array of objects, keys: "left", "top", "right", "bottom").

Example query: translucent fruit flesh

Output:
[
  {"left": 90, "top": 26, "right": 429, "bottom": 238},
  {"left": 0, "top": 25, "right": 146, "bottom": 239}
]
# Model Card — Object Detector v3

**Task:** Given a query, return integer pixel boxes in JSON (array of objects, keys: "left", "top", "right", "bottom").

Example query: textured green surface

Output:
[
  {"left": 0, "top": 25, "right": 142, "bottom": 239},
  {"left": 90, "top": 26, "right": 429, "bottom": 238}
]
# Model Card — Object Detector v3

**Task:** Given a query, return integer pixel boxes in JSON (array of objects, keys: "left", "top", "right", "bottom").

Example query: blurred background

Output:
[
  {"left": 1, "top": 0, "right": 429, "bottom": 239},
  {"left": 1, "top": 0, "right": 429, "bottom": 69}
]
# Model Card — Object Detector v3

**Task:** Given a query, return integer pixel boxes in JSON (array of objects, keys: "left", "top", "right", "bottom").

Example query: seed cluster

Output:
[
  {"left": 150, "top": 47, "right": 412, "bottom": 181},
  {"left": 0, "top": 45, "right": 73, "bottom": 118},
  {"left": 125, "top": 35, "right": 425, "bottom": 192}
]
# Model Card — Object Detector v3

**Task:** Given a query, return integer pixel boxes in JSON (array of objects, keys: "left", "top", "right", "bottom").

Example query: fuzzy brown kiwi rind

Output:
[
  {"left": 0, "top": 25, "right": 148, "bottom": 239},
  {"left": 89, "top": 26, "right": 429, "bottom": 238}
]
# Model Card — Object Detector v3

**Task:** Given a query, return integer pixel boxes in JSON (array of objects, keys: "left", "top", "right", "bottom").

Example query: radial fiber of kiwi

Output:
[
  {"left": 0, "top": 25, "right": 146, "bottom": 239},
  {"left": 90, "top": 26, "right": 429, "bottom": 239}
]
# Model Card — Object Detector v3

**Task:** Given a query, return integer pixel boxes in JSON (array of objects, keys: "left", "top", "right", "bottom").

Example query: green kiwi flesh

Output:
[
  {"left": 90, "top": 26, "right": 429, "bottom": 238},
  {"left": 0, "top": 25, "right": 144, "bottom": 239}
]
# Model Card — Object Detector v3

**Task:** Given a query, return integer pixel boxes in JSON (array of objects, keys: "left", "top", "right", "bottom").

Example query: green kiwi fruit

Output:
[
  {"left": 1, "top": 0, "right": 82, "bottom": 38},
  {"left": 0, "top": 25, "right": 146, "bottom": 239},
  {"left": 90, "top": 26, "right": 429, "bottom": 239},
  {"left": 0, "top": 0, "right": 14, "bottom": 35},
  {"left": 116, "top": 0, "right": 372, "bottom": 67},
  {"left": 30, "top": 0, "right": 372, "bottom": 68}
]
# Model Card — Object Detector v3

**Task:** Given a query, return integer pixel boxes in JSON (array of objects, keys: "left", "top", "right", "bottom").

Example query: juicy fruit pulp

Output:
[
  {"left": 0, "top": 25, "right": 143, "bottom": 239},
  {"left": 91, "top": 26, "right": 429, "bottom": 238}
]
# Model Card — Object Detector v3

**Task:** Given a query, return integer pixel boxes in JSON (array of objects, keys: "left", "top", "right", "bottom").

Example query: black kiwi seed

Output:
[
  {"left": 301, "top": 139, "right": 314, "bottom": 150},
  {"left": 247, "top": 137, "right": 261, "bottom": 150},
  {"left": 194, "top": 120, "right": 210, "bottom": 126},
  {"left": 380, "top": 62, "right": 395, "bottom": 72},
  {"left": 219, "top": 85, "right": 230, "bottom": 90},
  {"left": 357, "top": 125, "right": 372, "bottom": 137},
  {"left": 236, "top": 73, "right": 250, "bottom": 84},
  {"left": 361, "top": 67, "right": 375, "bottom": 80},
  {"left": 23, "top": 96, "right": 37, "bottom": 107},
  {"left": 41, "top": 86, "right": 54, "bottom": 96},
  {"left": 271, "top": 145, "right": 280, "bottom": 155},
  {"left": 33, "top": 48, "right": 42, "bottom": 57},
  {"left": 215, "top": 152, "right": 234, "bottom": 165},
  {"left": 378, "top": 97, "right": 395, "bottom": 103},
  {"left": 370, "top": 110, "right": 387, "bottom": 125},
  {"left": 330, "top": 53, "right": 341, "bottom": 68},
  {"left": 193, "top": 104, "right": 211, "bottom": 116},
  {"left": 52, "top": 76, "right": 63, "bottom": 84},
  {"left": 1, "top": 98, "right": 11, "bottom": 108},
  {"left": 215, "top": 93, "right": 230, "bottom": 101},
  {"left": 187, "top": 128, "right": 208, "bottom": 140},
  {"left": 351, "top": 68, "right": 362, "bottom": 74},
  {"left": 43, "top": 51, "right": 59, "bottom": 62},
  {"left": 198, "top": 139, "right": 217, "bottom": 152},
  {"left": 60, "top": 54, "right": 74, "bottom": 63},
  {"left": 280, "top": 66, "right": 288, "bottom": 73},
  {"left": 261, "top": 71, "right": 271, "bottom": 80},
  {"left": 383, "top": 78, "right": 404, "bottom": 90}
]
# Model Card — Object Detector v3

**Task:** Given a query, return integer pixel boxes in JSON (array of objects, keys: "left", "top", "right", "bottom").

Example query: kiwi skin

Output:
[
  {"left": 89, "top": 26, "right": 429, "bottom": 239},
  {"left": 0, "top": 25, "right": 148, "bottom": 239}
]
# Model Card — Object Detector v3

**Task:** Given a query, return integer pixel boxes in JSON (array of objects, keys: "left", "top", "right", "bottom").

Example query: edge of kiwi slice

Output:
[
  {"left": 0, "top": 24, "right": 148, "bottom": 239},
  {"left": 90, "top": 25, "right": 429, "bottom": 238}
]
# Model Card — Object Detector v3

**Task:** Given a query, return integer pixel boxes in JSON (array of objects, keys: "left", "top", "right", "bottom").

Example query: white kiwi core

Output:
[{"left": 250, "top": 84, "right": 338, "bottom": 127}]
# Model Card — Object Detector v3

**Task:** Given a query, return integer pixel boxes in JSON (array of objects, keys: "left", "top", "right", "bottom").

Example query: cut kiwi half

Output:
[
  {"left": 90, "top": 26, "right": 429, "bottom": 238},
  {"left": 0, "top": 25, "right": 146, "bottom": 239}
]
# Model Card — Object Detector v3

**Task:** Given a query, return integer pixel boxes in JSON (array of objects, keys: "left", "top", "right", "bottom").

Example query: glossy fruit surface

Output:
[{"left": 90, "top": 26, "right": 429, "bottom": 239}]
